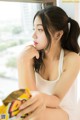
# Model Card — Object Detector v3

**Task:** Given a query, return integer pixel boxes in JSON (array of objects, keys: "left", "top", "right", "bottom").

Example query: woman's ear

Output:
[{"left": 55, "top": 30, "right": 63, "bottom": 40}]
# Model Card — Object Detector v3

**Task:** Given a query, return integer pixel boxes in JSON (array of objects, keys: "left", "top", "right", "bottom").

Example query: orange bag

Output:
[{"left": 0, "top": 88, "right": 31, "bottom": 120}]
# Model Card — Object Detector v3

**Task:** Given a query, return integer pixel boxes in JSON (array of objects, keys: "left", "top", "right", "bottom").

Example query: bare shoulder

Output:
[{"left": 63, "top": 50, "right": 80, "bottom": 70}]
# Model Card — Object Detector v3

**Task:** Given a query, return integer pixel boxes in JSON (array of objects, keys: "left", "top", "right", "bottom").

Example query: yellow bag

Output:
[{"left": 0, "top": 88, "right": 31, "bottom": 120}]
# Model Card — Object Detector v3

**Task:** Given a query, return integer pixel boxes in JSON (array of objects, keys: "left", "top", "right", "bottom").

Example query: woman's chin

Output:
[{"left": 34, "top": 46, "right": 43, "bottom": 50}]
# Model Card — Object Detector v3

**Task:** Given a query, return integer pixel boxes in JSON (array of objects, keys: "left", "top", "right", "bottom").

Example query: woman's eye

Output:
[
  {"left": 38, "top": 29, "right": 43, "bottom": 32},
  {"left": 32, "top": 28, "right": 43, "bottom": 32}
]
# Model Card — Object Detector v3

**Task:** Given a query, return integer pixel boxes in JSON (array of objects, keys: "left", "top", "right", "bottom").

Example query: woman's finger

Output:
[
  {"left": 19, "top": 94, "right": 38, "bottom": 110},
  {"left": 17, "top": 101, "right": 41, "bottom": 117},
  {"left": 23, "top": 103, "right": 44, "bottom": 120}
]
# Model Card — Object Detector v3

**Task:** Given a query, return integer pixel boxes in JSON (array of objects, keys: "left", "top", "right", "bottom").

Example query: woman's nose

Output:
[{"left": 32, "top": 31, "right": 37, "bottom": 39}]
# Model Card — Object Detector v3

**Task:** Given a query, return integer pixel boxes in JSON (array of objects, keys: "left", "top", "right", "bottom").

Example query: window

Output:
[{"left": 0, "top": 1, "right": 42, "bottom": 99}]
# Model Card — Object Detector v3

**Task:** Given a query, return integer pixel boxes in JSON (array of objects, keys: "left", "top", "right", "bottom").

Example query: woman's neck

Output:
[{"left": 44, "top": 43, "right": 61, "bottom": 61}]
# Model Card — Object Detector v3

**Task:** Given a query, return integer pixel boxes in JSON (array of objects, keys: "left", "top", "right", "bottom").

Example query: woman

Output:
[{"left": 17, "top": 6, "right": 80, "bottom": 120}]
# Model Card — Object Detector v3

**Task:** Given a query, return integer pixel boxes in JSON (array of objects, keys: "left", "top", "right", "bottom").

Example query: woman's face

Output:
[{"left": 32, "top": 16, "right": 48, "bottom": 50}]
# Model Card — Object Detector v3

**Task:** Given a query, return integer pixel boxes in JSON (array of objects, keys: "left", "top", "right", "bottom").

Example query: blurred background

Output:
[{"left": 0, "top": 0, "right": 80, "bottom": 102}]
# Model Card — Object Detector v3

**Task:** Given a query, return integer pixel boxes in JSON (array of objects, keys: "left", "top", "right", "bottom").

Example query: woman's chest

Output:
[{"left": 39, "top": 61, "right": 59, "bottom": 81}]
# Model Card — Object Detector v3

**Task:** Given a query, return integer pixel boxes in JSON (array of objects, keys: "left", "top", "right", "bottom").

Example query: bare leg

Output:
[{"left": 37, "top": 107, "right": 69, "bottom": 120}]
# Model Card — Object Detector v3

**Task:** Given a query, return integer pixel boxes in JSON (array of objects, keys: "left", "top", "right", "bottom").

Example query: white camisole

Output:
[{"left": 35, "top": 49, "right": 78, "bottom": 120}]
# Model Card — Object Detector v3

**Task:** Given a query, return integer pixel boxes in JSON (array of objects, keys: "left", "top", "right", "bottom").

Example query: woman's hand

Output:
[
  {"left": 18, "top": 45, "right": 39, "bottom": 61},
  {"left": 17, "top": 91, "right": 46, "bottom": 120},
  {"left": 17, "top": 45, "right": 39, "bottom": 90}
]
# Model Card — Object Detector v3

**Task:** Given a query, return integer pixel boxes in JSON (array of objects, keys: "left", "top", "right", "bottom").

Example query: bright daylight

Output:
[{"left": 0, "top": 1, "right": 41, "bottom": 98}]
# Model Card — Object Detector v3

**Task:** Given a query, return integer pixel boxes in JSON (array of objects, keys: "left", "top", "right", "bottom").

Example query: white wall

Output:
[{"left": 57, "top": 0, "right": 80, "bottom": 21}]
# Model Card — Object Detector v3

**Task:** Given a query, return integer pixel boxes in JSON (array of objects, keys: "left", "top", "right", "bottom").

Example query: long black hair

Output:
[{"left": 33, "top": 6, "right": 80, "bottom": 72}]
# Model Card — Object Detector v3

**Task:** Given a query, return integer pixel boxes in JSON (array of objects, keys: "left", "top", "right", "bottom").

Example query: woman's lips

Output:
[{"left": 34, "top": 41, "right": 38, "bottom": 45}]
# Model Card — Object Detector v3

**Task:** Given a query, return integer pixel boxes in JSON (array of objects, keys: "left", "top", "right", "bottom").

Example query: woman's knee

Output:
[{"left": 36, "top": 107, "right": 69, "bottom": 120}]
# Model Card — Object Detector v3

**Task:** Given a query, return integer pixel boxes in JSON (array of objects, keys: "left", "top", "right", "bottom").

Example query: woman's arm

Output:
[
  {"left": 53, "top": 53, "right": 80, "bottom": 100},
  {"left": 17, "top": 45, "right": 39, "bottom": 90},
  {"left": 17, "top": 58, "right": 37, "bottom": 90}
]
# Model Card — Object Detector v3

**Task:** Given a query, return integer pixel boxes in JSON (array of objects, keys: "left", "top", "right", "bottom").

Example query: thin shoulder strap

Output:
[
  {"left": 56, "top": 49, "right": 64, "bottom": 81},
  {"left": 58, "top": 49, "right": 64, "bottom": 76}
]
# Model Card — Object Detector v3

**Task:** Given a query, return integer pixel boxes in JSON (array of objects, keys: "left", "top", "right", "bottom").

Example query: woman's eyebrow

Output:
[
  {"left": 37, "top": 24, "right": 43, "bottom": 26},
  {"left": 34, "top": 24, "right": 43, "bottom": 27}
]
